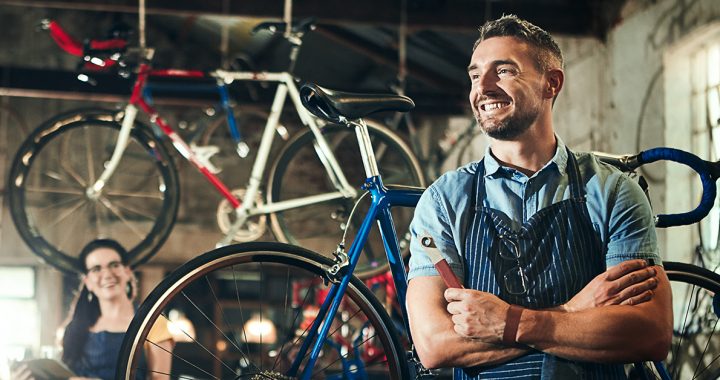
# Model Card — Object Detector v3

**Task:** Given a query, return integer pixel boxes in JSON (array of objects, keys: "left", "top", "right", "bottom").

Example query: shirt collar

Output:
[{"left": 482, "top": 135, "right": 568, "bottom": 178}]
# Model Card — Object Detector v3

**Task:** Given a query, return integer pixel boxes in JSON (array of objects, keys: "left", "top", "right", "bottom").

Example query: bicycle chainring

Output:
[
  {"left": 217, "top": 188, "right": 267, "bottom": 242},
  {"left": 249, "top": 370, "right": 295, "bottom": 380}
]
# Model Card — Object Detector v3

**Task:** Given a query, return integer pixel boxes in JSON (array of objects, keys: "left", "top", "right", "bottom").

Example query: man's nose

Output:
[{"left": 476, "top": 71, "right": 500, "bottom": 93}]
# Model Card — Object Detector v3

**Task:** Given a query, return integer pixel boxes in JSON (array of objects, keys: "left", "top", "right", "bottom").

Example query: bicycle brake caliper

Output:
[{"left": 327, "top": 244, "right": 349, "bottom": 283}]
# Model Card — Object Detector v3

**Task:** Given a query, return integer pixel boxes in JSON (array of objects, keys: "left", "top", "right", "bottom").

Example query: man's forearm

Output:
[
  {"left": 413, "top": 326, "right": 531, "bottom": 369},
  {"left": 515, "top": 277, "right": 672, "bottom": 362},
  {"left": 409, "top": 276, "right": 531, "bottom": 369}
]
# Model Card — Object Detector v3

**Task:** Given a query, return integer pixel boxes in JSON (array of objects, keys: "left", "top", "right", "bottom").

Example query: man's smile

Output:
[{"left": 480, "top": 101, "right": 511, "bottom": 112}]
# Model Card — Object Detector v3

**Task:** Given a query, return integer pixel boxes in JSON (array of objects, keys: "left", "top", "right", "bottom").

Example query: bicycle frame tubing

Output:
[
  {"left": 212, "top": 70, "right": 356, "bottom": 218},
  {"left": 283, "top": 120, "right": 422, "bottom": 379},
  {"left": 91, "top": 64, "right": 358, "bottom": 238}
]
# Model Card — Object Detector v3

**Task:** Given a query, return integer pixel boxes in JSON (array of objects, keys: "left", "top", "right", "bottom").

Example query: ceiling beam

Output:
[
  {"left": 315, "top": 25, "right": 466, "bottom": 91},
  {"left": 0, "top": 0, "right": 611, "bottom": 36},
  {"left": 0, "top": 66, "right": 468, "bottom": 113}
]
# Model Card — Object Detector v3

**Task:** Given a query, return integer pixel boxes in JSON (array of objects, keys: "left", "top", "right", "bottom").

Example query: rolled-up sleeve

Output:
[
  {"left": 605, "top": 175, "right": 661, "bottom": 267},
  {"left": 408, "top": 180, "right": 465, "bottom": 282}
]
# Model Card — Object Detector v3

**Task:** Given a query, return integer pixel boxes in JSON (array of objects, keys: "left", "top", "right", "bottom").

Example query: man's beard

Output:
[{"left": 476, "top": 105, "right": 539, "bottom": 140}]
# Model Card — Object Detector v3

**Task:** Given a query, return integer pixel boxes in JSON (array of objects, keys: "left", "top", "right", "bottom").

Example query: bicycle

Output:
[
  {"left": 117, "top": 84, "right": 720, "bottom": 379},
  {"left": 6, "top": 19, "right": 425, "bottom": 275}
]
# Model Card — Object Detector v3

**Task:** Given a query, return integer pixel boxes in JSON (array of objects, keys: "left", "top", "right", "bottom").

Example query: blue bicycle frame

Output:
[{"left": 279, "top": 118, "right": 422, "bottom": 379}]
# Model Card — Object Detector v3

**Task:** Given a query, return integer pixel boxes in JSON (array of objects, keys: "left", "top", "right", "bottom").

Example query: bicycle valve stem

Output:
[{"left": 419, "top": 233, "right": 464, "bottom": 289}]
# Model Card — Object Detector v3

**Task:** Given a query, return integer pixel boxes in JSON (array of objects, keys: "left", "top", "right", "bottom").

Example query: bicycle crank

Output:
[
  {"left": 249, "top": 370, "right": 295, "bottom": 380},
  {"left": 217, "top": 188, "right": 267, "bottom": 242}
]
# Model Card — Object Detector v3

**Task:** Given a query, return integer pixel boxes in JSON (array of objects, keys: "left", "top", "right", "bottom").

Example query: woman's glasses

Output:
[
  {"left": 86, "top": 260, "right": 124, "bottom": 275},
  {"left": 498, "top": 234, "right": 529, "bottom": 295}
]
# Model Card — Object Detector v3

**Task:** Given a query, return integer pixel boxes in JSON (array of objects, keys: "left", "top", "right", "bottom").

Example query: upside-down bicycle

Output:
[{"left": 7, "top": 19, "right": 424, "bottom": 275}]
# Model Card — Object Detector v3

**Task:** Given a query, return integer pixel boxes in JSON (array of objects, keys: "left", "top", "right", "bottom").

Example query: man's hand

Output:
[
  {"left": 445, "top": 288, "right": 509, "bottom": 343},
  {"left": 562, "top": 259, "right": 658, "bottom": 313}
]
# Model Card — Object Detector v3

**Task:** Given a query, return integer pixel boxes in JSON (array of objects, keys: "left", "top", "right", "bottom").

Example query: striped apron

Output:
[{"left": 456, "top": 149, "right": 626, "bottom": 379}]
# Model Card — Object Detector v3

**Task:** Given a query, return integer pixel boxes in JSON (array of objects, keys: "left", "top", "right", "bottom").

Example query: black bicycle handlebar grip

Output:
[{"left": 638, "top": 147, "right": 716, "bottom": 228}]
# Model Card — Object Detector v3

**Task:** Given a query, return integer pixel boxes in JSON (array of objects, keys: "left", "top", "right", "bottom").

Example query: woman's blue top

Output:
[{"left": 69, "top": 331, "right": 146, "bottom": 380}]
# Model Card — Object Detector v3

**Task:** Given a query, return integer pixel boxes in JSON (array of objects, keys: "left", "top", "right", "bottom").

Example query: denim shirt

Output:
[{"left": 408, "top": 137, "right": 660, "bottom": 283}]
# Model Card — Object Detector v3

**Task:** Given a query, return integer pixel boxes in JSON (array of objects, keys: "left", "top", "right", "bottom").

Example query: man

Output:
[{"left": 406, "top": 15, "right": 671, "bottom": 379}]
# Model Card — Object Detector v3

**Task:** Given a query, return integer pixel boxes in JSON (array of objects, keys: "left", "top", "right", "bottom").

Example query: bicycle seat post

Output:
[
  {"left": 287, "top": 36, "right": 302, "bottom": 75},
  {"left": 285, "top": 25, "right": 312, "bottom": 75},
  {"left": 349, "top": 119, "right": 381, "bottom": 180}
]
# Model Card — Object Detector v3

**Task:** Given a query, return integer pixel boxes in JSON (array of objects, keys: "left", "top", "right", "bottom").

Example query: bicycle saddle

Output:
[
  {"left": 252, "top": 18, "right": 316, "bottom": 35},
  {"left": 300, "top": 83, "right": 415, "bottom": 123}
]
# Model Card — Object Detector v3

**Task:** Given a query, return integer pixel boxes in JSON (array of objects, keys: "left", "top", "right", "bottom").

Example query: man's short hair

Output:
[{"left": 474, "top": 14, "right": 564, "bottom": 72}]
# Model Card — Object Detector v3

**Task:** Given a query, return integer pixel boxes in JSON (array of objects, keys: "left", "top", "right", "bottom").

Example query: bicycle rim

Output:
[
  {"left": 637, "top": 262, "right": 720, "bottom": 379},
  {"left": 7, "top": 111, "right": 179, "bottom": 272},
  {"left": 117, "top": 242, "right": 409, "bottom": 379},
  {"left": 267, "top": 120, "right": 425, "bottom": 279}
]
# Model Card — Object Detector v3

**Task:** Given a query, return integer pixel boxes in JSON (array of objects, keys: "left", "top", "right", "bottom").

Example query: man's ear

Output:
[{"left": 545, "top": 69, "right": 564, "bottom": 99}]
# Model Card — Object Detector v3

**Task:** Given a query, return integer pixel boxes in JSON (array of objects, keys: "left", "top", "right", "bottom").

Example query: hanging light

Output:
[
  {"left": 167, "top": 309, "right": 196, "bottom": 342},
  {"left": 243, "top": 313, "right": 277, "bottom": 344}
]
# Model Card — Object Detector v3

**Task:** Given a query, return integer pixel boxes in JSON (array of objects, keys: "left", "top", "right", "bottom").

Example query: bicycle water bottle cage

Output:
[{"left": 299, "top": 83, "right": 415, "bottom": 124}]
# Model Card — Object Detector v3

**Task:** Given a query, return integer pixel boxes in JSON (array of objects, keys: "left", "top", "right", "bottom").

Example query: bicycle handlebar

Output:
[
  {"left": 44, "top": 19, "right": 128, "bottom": 71},
  {"left": 638, "top": 147, "right": 719, "bottom": 228},
  {"left": 598, "top": 147, "right": 720, "bottom": 228}
]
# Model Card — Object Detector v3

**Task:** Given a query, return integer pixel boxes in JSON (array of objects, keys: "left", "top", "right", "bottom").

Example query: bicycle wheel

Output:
[
  {"left": 116, "top": 242, "right": 409, "bottom": 379},
  {"left": 7, "top": 109, "right": 180, "bottom": 273},
  {"left": 632, "top": 262, "right": 720, "bottom": 379},
  {"left": 267, "top": 121, "right": 425, "bottom": 279}
]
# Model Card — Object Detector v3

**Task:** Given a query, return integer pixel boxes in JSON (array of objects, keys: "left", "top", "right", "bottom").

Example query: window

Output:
[
  {"left": 691, "top": 40, "right": 720, "bottom": 262},
  {"left": 0, "top": 267, "right": 39, "bottom": 376}
]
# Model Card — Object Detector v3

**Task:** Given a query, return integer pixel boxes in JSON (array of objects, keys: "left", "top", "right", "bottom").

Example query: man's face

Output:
[{"left": 468, "top": 36, "right": 547, "bottom": 140}]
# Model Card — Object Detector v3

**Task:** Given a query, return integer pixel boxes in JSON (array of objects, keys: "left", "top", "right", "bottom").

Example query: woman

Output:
[{"left": 13, "top": 239, "right": 173, "bottom": 380}]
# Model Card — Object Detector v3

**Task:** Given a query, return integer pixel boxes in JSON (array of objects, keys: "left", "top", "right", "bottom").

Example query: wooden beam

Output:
[
  {"left": 0, "top": 0, "right": 608, "bottom": 36},
  {"left": 0, "top": 66, "right": 468, "bottom": 113}
]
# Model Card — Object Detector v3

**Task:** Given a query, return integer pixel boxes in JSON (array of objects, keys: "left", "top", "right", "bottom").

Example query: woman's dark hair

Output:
[{"left": 61, "top": 239, "right": 130, "bottom": 366}]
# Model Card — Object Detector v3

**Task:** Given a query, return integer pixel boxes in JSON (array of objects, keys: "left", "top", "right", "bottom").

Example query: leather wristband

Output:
[{"left": 502, "top": 305, "right": 524, "bottom": 346}]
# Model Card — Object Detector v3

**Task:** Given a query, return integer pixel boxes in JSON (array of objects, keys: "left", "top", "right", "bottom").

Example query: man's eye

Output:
[
  {"left": 498, "top": 67, "right": 516, "bottom": 76},
  {"left": 109, "top": 262, "right": 121, "bottom": 269},
  {"left": 89, "top": 267, "right": 100, "bottom": 273}
]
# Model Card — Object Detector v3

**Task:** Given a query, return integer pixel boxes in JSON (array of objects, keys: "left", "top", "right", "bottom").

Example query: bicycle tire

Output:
[
  {"left": 267, "top": 121, "right": 425, "bottom": 279},
  {"left": 116, "top": 242, "right": 410, "bottom": 379},
  {"left": 7, "top": 108, "right": 180, "bottom": 273},
  {"left": 634, "top": 261, "right": 720, "bottom": 379}
]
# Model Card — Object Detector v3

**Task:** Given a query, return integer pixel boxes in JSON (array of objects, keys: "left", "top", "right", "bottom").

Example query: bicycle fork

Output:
[{"left": 86, "top": 103, "right": 138, "bottom": 199}]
